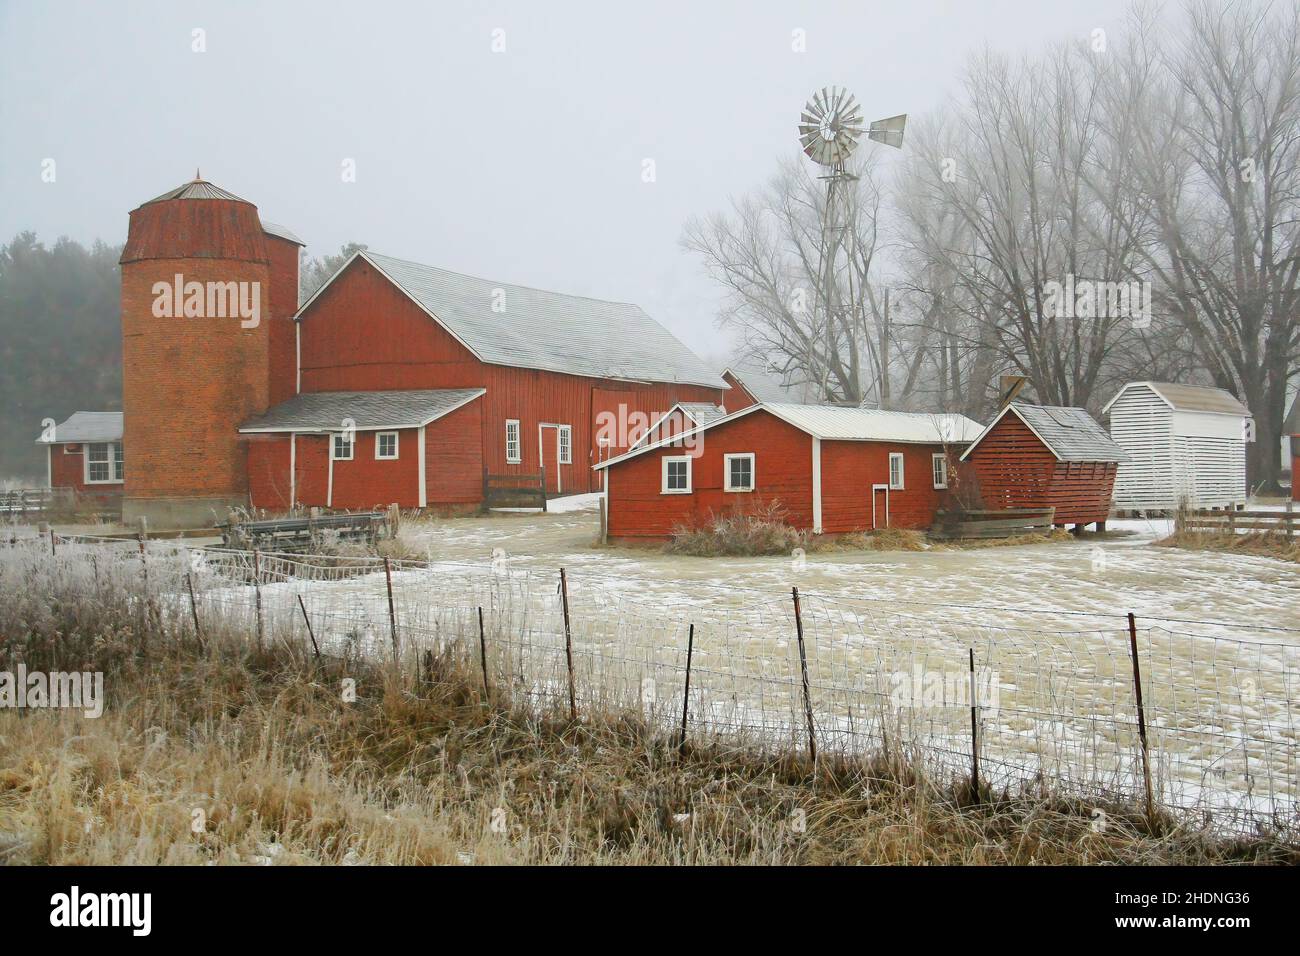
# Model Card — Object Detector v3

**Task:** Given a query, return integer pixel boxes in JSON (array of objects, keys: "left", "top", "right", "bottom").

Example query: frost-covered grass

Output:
[{"left": 1, "top": 553, "right": 1294, "bottom": 865}]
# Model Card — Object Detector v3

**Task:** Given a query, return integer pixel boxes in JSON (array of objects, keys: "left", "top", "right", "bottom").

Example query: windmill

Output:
[{"left": 797, "top": 88, "right": 906, "bottom": 406}]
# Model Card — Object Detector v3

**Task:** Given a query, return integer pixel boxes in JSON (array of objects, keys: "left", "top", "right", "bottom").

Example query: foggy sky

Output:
[{"left": 0, "top": 0, "right": 1134, "bottom": 365}]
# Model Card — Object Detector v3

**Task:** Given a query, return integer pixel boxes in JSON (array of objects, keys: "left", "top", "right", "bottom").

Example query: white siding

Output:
[{"left": 1108, "top": 383, "right": 1247, "bottom": 509}]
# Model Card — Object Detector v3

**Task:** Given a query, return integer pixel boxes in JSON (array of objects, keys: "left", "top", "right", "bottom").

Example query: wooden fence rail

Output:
[
  {"left": 0, "top": 487, "right": 74, "bottom": 518},
  {"left": 1178, "top": 505, "right": 1295, "bottom": 538}
]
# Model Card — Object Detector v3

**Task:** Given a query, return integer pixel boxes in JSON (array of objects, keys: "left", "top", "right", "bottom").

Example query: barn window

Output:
[
  {"left": 558, "top": 426, "right": 572, "bottom": 464},
  {"left": 931, "top": 453, "right": 948, "bottom": 489},
  {"left": 724, "top": 453, "right": 755, "bottom": 492},
  {"left": 505, "top": 420, "right": 521, "bottom": 463},
  {"left": 85, "top": 442, "right": 124, "bottom": 484},
  {"left": 332, "top": 433, "right": 354, "bottom": 461},
  {"left": 888, "top": 453, "right": 905, "bottom": 490},
  {"left": 662, "top": 456, "right": 692, "bottom": 494},
  {"left": 375, "top": 431, "right": 399, "bottom": 460}
]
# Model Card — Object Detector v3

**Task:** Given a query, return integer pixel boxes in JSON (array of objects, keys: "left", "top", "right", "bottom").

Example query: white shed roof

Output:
[
  {"left": 596, "top": 402, "right": 983, "bottom": 470},
  {"left": 35, "top": 411, "right": 123, "bottom": 444},
  {"left": 1104, "top": 381, "right": 1249, "bottom": 417}
]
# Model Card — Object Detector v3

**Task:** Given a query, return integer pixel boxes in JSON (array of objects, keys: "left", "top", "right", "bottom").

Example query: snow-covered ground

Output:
[{"left": 16, "top": 497, "right": 1298, "bottom": 831}]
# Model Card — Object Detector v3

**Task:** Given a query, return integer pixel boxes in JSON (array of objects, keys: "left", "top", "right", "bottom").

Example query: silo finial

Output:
[{"left": 194, "top": 167, "right": 202, "bottom": 181}]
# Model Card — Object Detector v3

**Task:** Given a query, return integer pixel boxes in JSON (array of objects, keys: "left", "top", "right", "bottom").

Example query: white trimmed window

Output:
[
  {"left": 558, "top": 425, "right": 572, "bottom": 464},
  {"left": 888, "top": 452, "right": 905, "bottom": 490},
  {"left": 931, "top": 453, "right": 948, "bottom": 489},
  {"left": 332, "top": 433, "right": 354, "bottom": 461},
  {"left": 505, "top": 420, "right": 521, "bottom": 463},
  {"left": 724, "top": 453, "right": 755, "bottom": 492},
  {"left": 661, "top": 456, "right": 692, "bottom": 494},
  {"left": 85, "top": 442, "right": 124, "bottom": 484},
  {"left": 376, "top": 431, "right": 399, "bottom": 460}
]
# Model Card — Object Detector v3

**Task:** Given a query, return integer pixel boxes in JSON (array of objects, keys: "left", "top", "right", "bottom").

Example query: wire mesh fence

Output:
[{"left": 4, "top": 530, "right": 1298, "bottom": 838}]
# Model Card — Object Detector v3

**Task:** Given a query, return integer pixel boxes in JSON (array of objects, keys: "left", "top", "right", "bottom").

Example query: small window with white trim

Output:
[
  {"left": 931, "top": 453, "right": 948, "bottom": 489},
  {"left": 505, "top": 419, "right": 521, "bottom": 463},
  {"left": 332, "top": 433, "right": 354, "bottom": 461},
  {"left": 661, "top": 456, "right": 692, "bottom": 494},
  {"left": 888, "top": 452, "right": 905, "bottom": 490},
  {"left": 724, "top": 453, "right": 755, "bottom": 492},
  {"left": 558, "top": 425, "right": 572, "bottom": 464},
  {"left": 376, "top": 431, "right": 399, "bottom": 460},
  {"left": 85, "top": 442, "right": 124, "bottom": 483}
]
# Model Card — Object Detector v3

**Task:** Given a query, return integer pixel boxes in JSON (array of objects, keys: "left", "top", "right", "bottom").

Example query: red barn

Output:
[
  {"left": 34, "top": 412, "right": 125, "bottom": 507},
  {"left": 959, "top": 402, "right": 1128, "bottom": 529},
  {"left": 38, "top": 176, "right": 727, "bottom": 523},
  {"left": 594, "top": 403, "right": 984, "bottom": 541},
  {"left": 251, "top": 250, "right": 726, "bottom": 511}
]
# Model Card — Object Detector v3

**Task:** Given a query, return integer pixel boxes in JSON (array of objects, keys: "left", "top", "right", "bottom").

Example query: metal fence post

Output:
[
  {"left": 791, "top": 587, "right": 817, "bottom": 763},
  {"left": 1127, "top": 612, "right": 1155, "bottom": 824},
  {"left": 559, "top": 567, "right": 576, "bottom": 721}
]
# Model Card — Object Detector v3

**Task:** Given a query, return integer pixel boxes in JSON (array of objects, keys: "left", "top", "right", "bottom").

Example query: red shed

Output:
[
  {"left": 594, "top": 403, "right": 984, "bottom": 541},
  {"left": 959, "top": 402, "right": 1128, "bottom": 529},
  {"left": 35, "top": 411, "right": 125, "bottom": 507}
]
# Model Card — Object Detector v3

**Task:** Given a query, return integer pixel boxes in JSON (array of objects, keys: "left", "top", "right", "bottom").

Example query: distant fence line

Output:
[{"left": 2, "top": 529, "right": 1298, "bottom": 840}]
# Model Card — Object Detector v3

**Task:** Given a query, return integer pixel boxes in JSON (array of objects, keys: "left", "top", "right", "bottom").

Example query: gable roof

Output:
[
  {"left": 961, "top": 402, "right": 1128, "bottom": 463},
  {"left": 628, "top": 402, "right": 728, "bottom": 450},
  {"left": 723, "top": 355, "right": 816, "bottom": 404},
  {"left": 238, "top": 389, "right": 484, "bottom": 433},
  {"left": 297, "top": 251, "right": 725, "bottom": 389},
  {"left": 35, "top": 411, "right": 123, "bottom": 444},
  {"left": 596, "top": 402, "right": 983, "bottom": 470},
  {"left": 1103, "top": 381, "right": 1250, "bottom": 416}
]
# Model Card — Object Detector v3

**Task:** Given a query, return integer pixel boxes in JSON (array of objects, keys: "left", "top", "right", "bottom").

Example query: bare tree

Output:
[
  {"left": 682, "top": 156, "right": 899, "bottom": 406},
  {"left": 899, "top": 40, "right": 1152, "bottom": 414},
  {"left": 1102, "top": 1, "right": 1300, "bottom": 488}
]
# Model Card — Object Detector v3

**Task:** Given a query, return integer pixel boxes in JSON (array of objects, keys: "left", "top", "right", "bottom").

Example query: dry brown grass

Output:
[
  {"left": 1156, "top": 530, "right": 1300, "bottom": 564},
  {"left": 1, "top": 624, "right": 1293, "bottom": 865}
]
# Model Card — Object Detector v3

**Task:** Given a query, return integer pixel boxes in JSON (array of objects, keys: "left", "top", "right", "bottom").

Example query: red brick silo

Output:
[{"left": 119, "top": 176, "right": 299, "bottom": 526}]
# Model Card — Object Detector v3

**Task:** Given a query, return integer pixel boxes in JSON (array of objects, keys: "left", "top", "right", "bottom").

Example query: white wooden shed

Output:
[{"left": 1102, "top": 382, "right": 1251, "bottom": 511}]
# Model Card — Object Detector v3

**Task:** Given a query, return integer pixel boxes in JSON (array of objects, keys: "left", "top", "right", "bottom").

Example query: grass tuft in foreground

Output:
[{"left": 1, "top": 615, "right": 1294, "bottom": 864}]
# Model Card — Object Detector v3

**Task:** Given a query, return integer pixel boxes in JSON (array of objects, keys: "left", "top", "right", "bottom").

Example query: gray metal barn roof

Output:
[
  {"left": 964, "top": 403, "right": 1129, "bottom": 463},
  {"left": 300, "top": 251, "right": 725, "bottom": 389},
  {"left": 238, "top": 389, "right": 485, "bottom": 433},
  {"left": 724, "top": 355, "right": 816, "bottom": 403},
  {"left": 260, "top": 220, "right": 305, "bottom": 246},
  {"left": 678, "top": 402, "right": 728, "bottom": 425},
  {"left": 1282, "top": 392, "right": 1299, "bottom": 435},
  {"left": 34, "top": 411, "right": 123, "bottom": 444}
]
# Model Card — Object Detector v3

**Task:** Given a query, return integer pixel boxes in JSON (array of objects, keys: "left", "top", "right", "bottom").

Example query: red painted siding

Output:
[
  {"left": 329, "top": 429, "right": 421, "bottom": 509},
  {"left": 425, "top": 399, "right": 483, "bottom": 505},
  {"left": 820, "top": 441, "right": 954, "bottom": 531},
  {"left": 606, "top": 410, "right": 813, "bottom": 538},
  {"left": 722, "top": 371, "right": 760, "bottom": 410},
  {"left": 245, "top": 434, "right": 293, "bottom": 510},
  {"left": 48, "top": 443, "right": 125, "bottom": 506},
  {"left": 297, "top": 258, "right": 725, "bottom": 495},
  {"left": 965, "top": 415, "right": 1117, "bottom": 525}
]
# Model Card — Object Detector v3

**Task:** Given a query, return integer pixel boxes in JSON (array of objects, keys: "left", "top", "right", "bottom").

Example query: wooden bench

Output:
[{"left": 482, "top": 467, "right": 548, "bottom": 512}]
